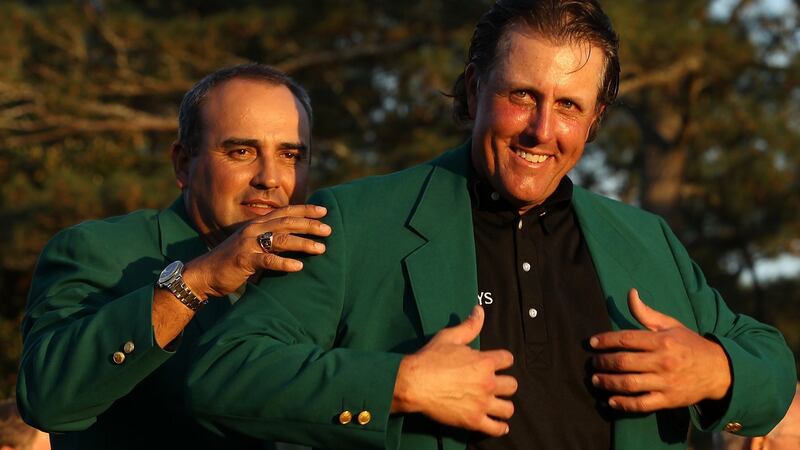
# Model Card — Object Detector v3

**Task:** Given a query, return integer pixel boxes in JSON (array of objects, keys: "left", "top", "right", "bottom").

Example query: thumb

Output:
[
  {"left": 434, "top": 305, "right": 484, "bottom": 345},
  {"left": 628, "top": 288, "right": 682, "bottom": 331}
]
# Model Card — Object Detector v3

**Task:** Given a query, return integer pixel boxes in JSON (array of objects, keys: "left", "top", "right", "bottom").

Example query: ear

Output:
[
  {"left": 171, "top": 141, "right": 190, "bottom": 190},
  {"left": 464, "top": 63, "right": 480, "bottom": 119}
]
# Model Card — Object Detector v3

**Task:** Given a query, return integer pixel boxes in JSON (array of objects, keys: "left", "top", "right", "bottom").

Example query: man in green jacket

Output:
[
  {"left": 16, "top": 63, "right": 331, "bottom": 449},
  {"left": 187, "top": 1, "right": 796, "bottom": 449}
]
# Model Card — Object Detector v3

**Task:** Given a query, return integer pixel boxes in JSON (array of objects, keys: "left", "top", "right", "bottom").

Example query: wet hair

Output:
[
  {"left": 178, "top": 63, "right": 313, "bottom": 156},
  {"left": 452, "top": 0, "right": 620, "bottom": 139}
]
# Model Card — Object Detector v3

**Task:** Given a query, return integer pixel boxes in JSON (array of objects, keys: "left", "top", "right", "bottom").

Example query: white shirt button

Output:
[
  {"left": 522, "top": 262, "right": 531, "bottom": 272},
  {"left": 528, "top": 308, "right": 538, "bottom": 318},
  {"left": 517, "top": 219, "right": 523, "bottom": 230},
  {"left": 490, "top": 192, "right": 500, "bottom": 201}
]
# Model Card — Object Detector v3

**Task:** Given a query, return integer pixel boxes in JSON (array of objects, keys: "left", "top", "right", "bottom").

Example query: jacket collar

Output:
[
  {"left": 403, "top": 141, "right": 479, "bottom": 339},
  {"left": 155, "top": 196, "right": 229, "bottom": 332},
  {"left": 157, "top": 195, "right": 208, "bottom": 264},
  {"left": 573, "top": 186, "right": 651, "bottom": 332}
]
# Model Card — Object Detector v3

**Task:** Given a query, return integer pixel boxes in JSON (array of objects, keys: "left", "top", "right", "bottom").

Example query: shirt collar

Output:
[{"left": 469, "top": 169, "right": 573, "bottom": 211}]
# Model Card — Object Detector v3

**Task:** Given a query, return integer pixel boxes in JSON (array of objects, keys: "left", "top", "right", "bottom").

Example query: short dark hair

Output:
[
  {"left": 452, "top": 0, "right": 620, "bottom": 139},
  {"left": 178, "top": 63, "right": 313, "bottom": 156}
]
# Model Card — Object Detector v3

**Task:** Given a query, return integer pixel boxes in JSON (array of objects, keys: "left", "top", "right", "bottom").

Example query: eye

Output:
[
  {"left": 228, "top": 148, "right": 256, "bottom": 160},
  {"left": 508, "top": 89, "right": 535, "bottom": 106},
  {"left": 279, "top": 150, "right": 305, "bottom": 162},
  {"left": 511, "top": 90, "right": 530, "bottom": 99}
]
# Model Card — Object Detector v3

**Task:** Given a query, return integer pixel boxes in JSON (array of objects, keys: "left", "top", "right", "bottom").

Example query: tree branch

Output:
[
  {"left": 619, "top": 55, "right": 702, "bottom": 97},
  {"left": 276, "top": 38, "right": 423, "bottom": 73}
]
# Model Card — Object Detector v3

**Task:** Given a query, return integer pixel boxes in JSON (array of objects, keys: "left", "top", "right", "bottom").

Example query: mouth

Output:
[
  {"left": 242, "top": 200, "right": 281, "bottom": 215},
  {"left": 514, "top": 147, "right": 551, "bottom": 164}
]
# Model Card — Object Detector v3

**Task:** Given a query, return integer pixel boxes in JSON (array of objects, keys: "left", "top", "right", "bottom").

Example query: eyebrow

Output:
[{"left": 220, "top": 138, "right": 308, "bottom": 152}]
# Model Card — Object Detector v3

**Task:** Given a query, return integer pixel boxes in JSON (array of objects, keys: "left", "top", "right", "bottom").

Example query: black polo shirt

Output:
[{"left": 467, "top": 176, "right": 613, "bottom": 450}]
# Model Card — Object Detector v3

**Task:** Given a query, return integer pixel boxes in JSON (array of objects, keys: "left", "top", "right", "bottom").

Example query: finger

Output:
[
  {"left": 590, "top": 330, "right": 660, "bottom": 352},
  {"left": 256, "top": 204, "right": 328, "bottom": 220},
  {"left": 482, "top": 349, "right": 514, "bottom": 371},
  {"left": 433, "top": 305, "right": 484, "bottom": 346},
  {"left": 628, "top": 288, "right": 683, "bottom": 331},
  {"left": 592, "top": 351, "right": 666, "bottom": 373},
  {"left": 486, "top": 397, "right": 514, "bottom": 420},
  {"left": 493, "top": 374, "right": 518, "bottom": 397},
  {"left": 253, "top": 217, "right": 332, "bottom": 237},
  {"left": 256, "top": 253, "right": 303, "bottom": 273},
  {"left": 591, "top": 372, "right": 665, "bottom": 394},
  {"left": 269, "top": 234, "right": 326, "bottom": 255},
  {"left": 475, "top": 416, "right": 510, "bottom": 438},
  {"left": 607, "top": 392, "right": 667, "bottom": 413}
]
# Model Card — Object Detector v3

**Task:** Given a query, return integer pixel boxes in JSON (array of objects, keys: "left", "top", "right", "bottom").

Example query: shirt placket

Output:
[{"left": 516, "top": 214, "right": 549, "bottom": 369}]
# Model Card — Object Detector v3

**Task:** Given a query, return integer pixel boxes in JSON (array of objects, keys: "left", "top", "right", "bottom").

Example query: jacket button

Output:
[
  {"left": 357, "top": 410, "right": 372, "bottom": 425},
  {"left": 338, "top": 410, "right": 352, "bottom": 425},
  {"left": 724, "top": 422, "right": 743, "bottom": 433},
  {"left": 112, "top": 352, "right": 126, "bottom": 365},
  {"left": 123, "top": 341, "right": 135, "bottom": 354}
]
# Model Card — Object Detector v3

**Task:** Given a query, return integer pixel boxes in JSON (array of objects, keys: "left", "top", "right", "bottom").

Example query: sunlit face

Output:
[
  {"left": 467, "top": 26, "right": 605, "bottom": 215},
  {"left": 176, "top": 78, "right": 311, "bottom": 245}
]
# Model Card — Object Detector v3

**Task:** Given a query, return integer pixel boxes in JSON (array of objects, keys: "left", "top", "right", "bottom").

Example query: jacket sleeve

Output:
[
  {"left": 16, "top": 225, "right": 173, "bottom": 431},
  {"left": 659, "top": 218, "right": 797, "bottom": 436},
  {"left": 186, "top": 188, "right": 404, "bottom": 450}
]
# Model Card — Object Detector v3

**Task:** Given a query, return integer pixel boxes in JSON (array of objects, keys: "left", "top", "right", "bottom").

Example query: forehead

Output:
[
  {"left": 200, "top": 78, "right": 310, "bottom": 139},
  {"left": 491, "top": 25, "right": 605, "bottom": 99}
]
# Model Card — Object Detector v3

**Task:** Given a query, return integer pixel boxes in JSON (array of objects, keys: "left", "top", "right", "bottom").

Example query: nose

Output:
[
  {"left": 250, "top": 156, "right": 279, "bottom": 190},
  {"left": 527, "top": 105, "right": 553, "bottom": 144}
]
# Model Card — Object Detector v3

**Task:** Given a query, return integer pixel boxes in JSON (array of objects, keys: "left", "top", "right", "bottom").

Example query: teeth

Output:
[
  {"left": 248, "top": 204, "right": 272, "bottom": 209},
  {"left": 515, "top": 149, "right": 550, "bottom": 163}
]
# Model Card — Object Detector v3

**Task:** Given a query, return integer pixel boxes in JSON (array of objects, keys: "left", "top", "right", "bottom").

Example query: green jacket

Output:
[
  {"left": 17, "top": 197, "right": 262, "bottom": 450},
  {"left": 188, "top": 143, "right": 795, "bottom": 450}
]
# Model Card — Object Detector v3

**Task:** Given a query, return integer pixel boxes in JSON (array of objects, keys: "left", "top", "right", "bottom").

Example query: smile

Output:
[{"left": 514, "top": 148, "right": 550, "bottom": 164}]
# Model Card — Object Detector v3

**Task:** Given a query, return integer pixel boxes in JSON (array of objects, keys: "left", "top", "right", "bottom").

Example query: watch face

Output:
[{"left": 158, "top": 260, "right": 183, "bottom": 285}]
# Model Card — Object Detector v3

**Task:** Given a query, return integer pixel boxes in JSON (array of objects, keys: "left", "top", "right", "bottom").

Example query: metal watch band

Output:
[{"left": 167, "top": 276, "right": 207, "bottom": 311}]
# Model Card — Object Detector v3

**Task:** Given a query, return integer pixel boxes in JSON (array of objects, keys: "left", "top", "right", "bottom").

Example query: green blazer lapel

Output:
[
  {"left": 573, "top": 187, "right": 687, "bottom": 450},
  {"left": 572, "top": 187, "right": 650, "bottom": 332},
  {"left": 403, "top": 144, "right": 478, "bottom": 344},
  {"left": 156, "top": 196, "right": 226, "bottom": 332}
]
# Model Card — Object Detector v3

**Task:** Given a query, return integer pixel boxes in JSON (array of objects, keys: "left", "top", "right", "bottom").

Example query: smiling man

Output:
[
  {"left": 187, "top": 2, "right": 796, "bottom": 450},
  {"left": 16, "top": 63, "right": 330, "bottom": 450}
]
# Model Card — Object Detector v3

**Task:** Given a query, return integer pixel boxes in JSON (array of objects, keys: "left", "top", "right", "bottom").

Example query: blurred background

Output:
[{"left": 1, "top": 0, "right": 799, "bottom": 447}]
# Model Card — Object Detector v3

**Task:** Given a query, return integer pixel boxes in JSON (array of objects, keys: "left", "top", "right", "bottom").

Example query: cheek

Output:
[
  {"left": 285, "top": 165, "right": 310, "bottom": 199},
  {"left": 487, "top": 102, "right": 531, "bottom": 136}
]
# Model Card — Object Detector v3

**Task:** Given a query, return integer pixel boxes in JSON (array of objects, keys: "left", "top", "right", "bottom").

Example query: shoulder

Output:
[
  {"left": 42, "top": 208, "right": 161, "bottom": 261},
  {"left": 312, "top": 144, "right": 469, "bottom": 208},
  {"left": 573, "top": 186, "right": 663, "bottom": 229},
  {"left": 309, "top": 160, "right": 438, "bottom": 218},
  {"left": 327, "top": 161, "right": 435, "bottom": 199}
]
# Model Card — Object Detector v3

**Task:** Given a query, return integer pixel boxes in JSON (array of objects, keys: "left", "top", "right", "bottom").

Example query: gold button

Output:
[
  {"left": 338, "top": 410, "right": 352, "bottom": 425},
  {"left": 724, "top": 422, "right": 743, "bottom": 433},
  {"left": 112, "top": 352, "right": 126, "bottom": 365},
  {"left": 123, "top": 341, "right": 135, "bottom": 354},
  {"left": 357, "top": 410, "right": 371, "bottom": 425}
]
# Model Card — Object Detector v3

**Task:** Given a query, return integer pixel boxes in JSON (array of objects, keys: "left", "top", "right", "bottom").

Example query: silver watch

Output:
[{"left": 157, "top": 260, "right": 206, "bottom": 311}]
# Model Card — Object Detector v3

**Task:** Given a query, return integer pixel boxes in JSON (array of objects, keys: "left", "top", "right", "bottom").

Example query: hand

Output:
[
  {"left": 183, "top": 204, "right": 331, "bottom": 299},
  {"left": 391, "top": 306, "right": 517, "bottom": 437},
  {"left": 590, "top": 288, "right": 732, "bottom": 412}
]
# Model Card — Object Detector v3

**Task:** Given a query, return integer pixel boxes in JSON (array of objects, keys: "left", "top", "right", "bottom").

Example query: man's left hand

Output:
[{"left": 590, "top": 288, "right": 731, "bottom": 412}]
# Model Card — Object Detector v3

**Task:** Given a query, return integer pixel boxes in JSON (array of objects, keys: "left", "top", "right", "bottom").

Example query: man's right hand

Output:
[
  {"left": 183, "top": 204, "right": 331, "bottom": 300},
  {"left": 391, "top": 305, "right": 517, "bottom": 437}
]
